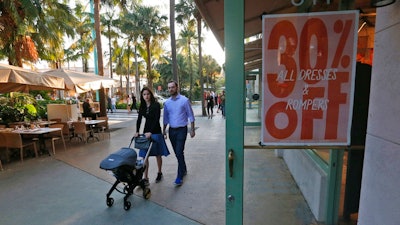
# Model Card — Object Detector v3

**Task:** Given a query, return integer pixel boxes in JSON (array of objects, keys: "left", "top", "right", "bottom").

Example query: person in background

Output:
[
  {"left": 126, "top": 95, "right": 132, "bottom": 113},
  {"left": 134, "top": 87, "right": 169, "bottom": 185},
  {"left": 163, "top": 80, "right": 195, "bottom": 186},
  {"left": 130, "top": 94, "right": 137, "bottom": 112},
  {"left": 212, "top": 91, "right": 217, "bottom": 109},
  {"left": 107, "top": 96, "right": 112, "bottom": 113},
  {"left": 205, "top": 91, "right": 214, "bottom": 119},
  {"left": 216, "top": 92, "right": 222, "bottom": 113},
  {"left": 82, "top": 98, "right": 96, "bottom": 120},
  {"left": 220, "top": 90, "right": 226, "bottom": 118},
  {"left": 111, "top": 96, "right": 116, "bottom": 113}
]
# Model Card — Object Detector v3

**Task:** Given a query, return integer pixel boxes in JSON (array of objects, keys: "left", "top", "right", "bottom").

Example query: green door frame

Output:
[
  {"left": 224, "top": 1, "right": 347, "bottom": 224},
  {"left": 225, "top": 0, "right": 244, "bottom": 224}
]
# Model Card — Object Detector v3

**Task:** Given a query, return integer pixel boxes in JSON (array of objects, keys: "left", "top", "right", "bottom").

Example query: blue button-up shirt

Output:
[{"left": 163, "top": 94, "right": 195, "bottom": 128}]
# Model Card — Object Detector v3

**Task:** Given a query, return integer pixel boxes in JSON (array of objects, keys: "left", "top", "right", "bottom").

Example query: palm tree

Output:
[
  {"left": 203, "top": 55, "right": 221, "bottom": 89},
  {"left": 134, "top": 5, "right": 169, "bottom": 91},
  {"left": 136, "top": 36, "right": 167, "bottom": 86},
  {"left": 72, "top": 3, "right": 95, "bottom": 72},
  {"left": 195, "top": 12, "right": 207, "bottom": 115},
  {"left": 101, "top": 9, "right": 120, "bottom": 79},
  {"left": 154, "top": 56, "right": 174, "bottom": 89},
  {"left": 177, "top": 25, "right": 197, "bottom": 100},
  {"left": 0, "top": 0, "right": 75, "bottom": 66},
  {"left": 92, "top": 0, "right": 107, "bottom": 116},
  {"left": 176, "top": 0, "right": 200, "bottom": 101},
  {"left": 118, "top": 9, "right": 143, "bottom": 100}
]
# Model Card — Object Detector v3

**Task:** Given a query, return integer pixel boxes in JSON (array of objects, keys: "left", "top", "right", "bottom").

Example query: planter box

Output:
[{"left": 47, "top": 104, "right": 80, "bottom": 122}]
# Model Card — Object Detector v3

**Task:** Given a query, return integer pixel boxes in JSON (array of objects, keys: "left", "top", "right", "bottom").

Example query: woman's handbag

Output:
[{"left": 134, "top": 135, "right": 151, "bottom": 149}]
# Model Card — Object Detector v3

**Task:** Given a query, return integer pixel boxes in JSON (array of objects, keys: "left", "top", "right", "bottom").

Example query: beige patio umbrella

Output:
[
  {"left": 43, "top": 69, "right": 117, "bottom": 94},
  {"left": 0, "top": 64, "right": 65, "bottom": 93}
]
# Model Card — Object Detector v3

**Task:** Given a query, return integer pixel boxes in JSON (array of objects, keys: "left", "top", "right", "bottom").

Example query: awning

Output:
[{"left": 0, "top": 64, "right": 65, "bottom": 93}]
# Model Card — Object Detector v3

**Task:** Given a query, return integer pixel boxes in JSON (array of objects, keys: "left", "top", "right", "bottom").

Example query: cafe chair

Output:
[
  {"left": 58, "top": 122, "right": 73, "bottom": 141},
  {"left": 94, "top": 116, "right": 110, "bottom": 140},
  {"left": 2, "top": 132, "right": 38, "bottom": 162},
  {"left": 71, "top": 121, "right": 91, "bottom": 143},
  {"left": 46, "top": 124, "right": 67, "bottom": 155},
  {"left": 0, "top": 133, "right": 9, "bottom": 170}
]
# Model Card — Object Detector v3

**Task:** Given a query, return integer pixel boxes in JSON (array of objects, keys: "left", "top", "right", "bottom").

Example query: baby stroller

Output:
[{"left": 99, "top": 136, "right": 152, "bottom": 210}]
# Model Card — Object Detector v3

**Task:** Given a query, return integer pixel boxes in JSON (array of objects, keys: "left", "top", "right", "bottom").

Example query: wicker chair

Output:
[
  {"left": 71, "top": 121, "right": 91, "bottom": 143},
  {"left": 93, "top": 116, "right": 110, "bottom": 139},
  {"left": 0, "top": 132, "right": 9, "bottom": 170},
  {"left": 2, "top": 132, "right": 38, "bottom": 162},
  {"left": 45, "top": 124, "right": 67, "bottom": 155}
]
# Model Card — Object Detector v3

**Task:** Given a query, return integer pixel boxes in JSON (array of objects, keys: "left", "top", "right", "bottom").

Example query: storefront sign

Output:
[{"left": 261, "top": 11, "right": 358, "bottom": 146}]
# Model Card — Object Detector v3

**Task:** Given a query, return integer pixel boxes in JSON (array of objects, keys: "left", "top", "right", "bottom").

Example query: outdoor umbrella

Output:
[
  {"left": 43, "top": 69, "right": 117, "bottom": 94},
  {"left": 0, "top": 64, "right": 65, "bottom": 93}
]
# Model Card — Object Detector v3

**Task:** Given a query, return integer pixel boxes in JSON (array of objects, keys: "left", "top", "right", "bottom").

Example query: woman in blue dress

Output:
[{"left": 134, "top": 87, "right": 169, "bottom": 185}]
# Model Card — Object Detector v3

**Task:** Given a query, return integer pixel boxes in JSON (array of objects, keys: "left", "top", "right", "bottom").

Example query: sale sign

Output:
[{"left": 261, "top": 11, "right": 358, "bottom": 146}]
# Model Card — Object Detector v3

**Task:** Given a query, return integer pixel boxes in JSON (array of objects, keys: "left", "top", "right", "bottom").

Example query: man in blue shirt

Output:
[{"left": 163, "top": 80, "right": 195, "bottom": 186}]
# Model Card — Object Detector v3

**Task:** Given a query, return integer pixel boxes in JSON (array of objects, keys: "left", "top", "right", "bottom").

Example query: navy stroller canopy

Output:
[{"left": 100, "top": 147, "right": 137, "bottom": 170}]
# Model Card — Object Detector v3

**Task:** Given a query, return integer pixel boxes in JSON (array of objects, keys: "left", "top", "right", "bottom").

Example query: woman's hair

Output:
[{"left": 139, "top": 87, "right": 156, "bottom": 112}]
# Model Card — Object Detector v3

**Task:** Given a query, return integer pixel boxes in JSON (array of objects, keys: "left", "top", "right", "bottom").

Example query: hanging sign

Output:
[{"left": 261, "top": 11, "right": 358, "bottom": 146}]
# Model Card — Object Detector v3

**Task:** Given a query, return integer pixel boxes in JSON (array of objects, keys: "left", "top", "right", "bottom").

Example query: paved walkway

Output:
[{"left": 0, "top": 105, "right": 318, "bottom": 225}]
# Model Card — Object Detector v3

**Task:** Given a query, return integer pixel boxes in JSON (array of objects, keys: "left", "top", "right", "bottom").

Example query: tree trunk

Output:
[
  {"left": 108, "top": 24, "right": 113, "bottom": 79},
  {"left": 197, "top": 16, "right": 206, "bottom": 116},
  {"left": 126, "top": 40, "right": 131, "bottom": 95},
  {"left": 189, "top": 39, "right": 193, "bottom": 100},
  {"left": 135, "top": 44, "right": 140, "bottom": 101},
  {"left": 94, "top": 0, "right": 106, "bottom": 117},
  {"left": 170, "top": 0, "right": 179, "bottom": 85},
  {"left": 145, "top": 38, "right": 153, "bottom": 91}
]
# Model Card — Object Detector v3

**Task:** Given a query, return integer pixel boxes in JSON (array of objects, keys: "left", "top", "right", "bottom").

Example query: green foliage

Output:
[
  {"left": 0, "top": 105, "right": 20, "bottom": 125},
  {"left": 30, "top": 90, "right": 52, "bottom": 100},
  {"left": 0, "top": 93, "right": 69, "bottom": 124},
  {"left": 0, "top": 93, "right": 39, "bottom": 123}
]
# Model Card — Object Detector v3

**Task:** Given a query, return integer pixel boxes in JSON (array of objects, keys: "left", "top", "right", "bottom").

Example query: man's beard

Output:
[{"left": 170, "top": 89, "right": 177, "bottom": 96}]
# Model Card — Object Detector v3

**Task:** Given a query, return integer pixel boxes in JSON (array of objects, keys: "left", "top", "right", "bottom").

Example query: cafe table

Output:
[
  {"left": 13, "top": 127, "right": 62, "bottom": 155},
  {"left": 85, "top": 119, "right": 105, "bottom": 141},
  {"left": 36, "top": 120, "right": 57, "bottom": 127},
  {"left": 68, "top": 119, "right": 105, "bottom": 142}
]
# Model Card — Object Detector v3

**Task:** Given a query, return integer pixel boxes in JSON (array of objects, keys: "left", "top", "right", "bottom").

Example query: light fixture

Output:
[{"left": 371, "top": 0, "right": 396, "bottom": 7}]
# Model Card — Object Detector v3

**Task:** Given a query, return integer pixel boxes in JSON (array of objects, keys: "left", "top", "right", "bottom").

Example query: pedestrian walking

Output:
[
  {"left": 107, "top": 96, "right": 112, "bottom": 113},
  {"left": 220, "top": 90, "right": 226, "bottom": 118},
  {"left": 163, "top": 80, "right": 196, "bottom": 186},
  {"left": 130, "top": 94, "right": 137, "bottom": 112},
  {"left": 126, "top": 95, "right": 132, "bottom": 113},
  {"left": 216, "top": 92, "right": 222, "bottom": 113},
  {"left": 135, "top": 87, "right": 170, "bottom": 185},
  {"left": 205, "top": 91, "right": 214, "bottom": 119},
  {"left": 111, "top": 96, "right": 116, "bottom": 113}
]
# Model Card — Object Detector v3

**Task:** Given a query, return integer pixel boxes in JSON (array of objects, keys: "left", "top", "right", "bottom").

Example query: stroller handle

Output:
[{"left": 129, "top": 134, "right": 152, "bottom": 148}]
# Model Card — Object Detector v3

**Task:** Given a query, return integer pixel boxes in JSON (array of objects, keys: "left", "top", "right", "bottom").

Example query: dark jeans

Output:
[
  {"left": 169, "top": 126, "right": 188, "bottom": 179},
  {"left": 207, "top": 103, "right": 214, "bottom": 116}
]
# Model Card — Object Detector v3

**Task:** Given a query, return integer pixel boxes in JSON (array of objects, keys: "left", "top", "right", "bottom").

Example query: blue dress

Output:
[{"left": 139, "top": 134, "right": 170, "bottom": 157}]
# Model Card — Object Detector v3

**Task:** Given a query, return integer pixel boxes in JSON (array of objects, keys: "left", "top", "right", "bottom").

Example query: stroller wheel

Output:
[
  {"left": 123, "top": 185, "right": 130, "bottom": 194},
  {"left": 106, "top": 197, "right": 114, "bottom": 207},
  {"left": 143, "top": 187, "right": 151, "bottom": 200},
  {"left": 124, "top": 201, "right": 131, "bottom": 210}
]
